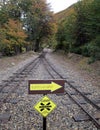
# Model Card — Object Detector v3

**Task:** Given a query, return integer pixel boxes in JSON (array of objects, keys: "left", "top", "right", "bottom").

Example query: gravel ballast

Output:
[{"left": 0, "top": 51, "right": 100, "bottom": 130}]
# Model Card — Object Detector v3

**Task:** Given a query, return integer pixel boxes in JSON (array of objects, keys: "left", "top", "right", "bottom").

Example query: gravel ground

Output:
[
  {"left": 0, "top": 51, "right": 100, "bottom": 130},
  {"left": 0, "top": 51, "right": 38, "bottom": 83}
]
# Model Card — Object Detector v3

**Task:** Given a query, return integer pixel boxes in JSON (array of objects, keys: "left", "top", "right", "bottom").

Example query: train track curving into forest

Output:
[
  {"left": 41, "top": 53, "right": 100, "bottom": 129},
  {"left": 0, "top": 52, "right": 100, "bottom": 129}
]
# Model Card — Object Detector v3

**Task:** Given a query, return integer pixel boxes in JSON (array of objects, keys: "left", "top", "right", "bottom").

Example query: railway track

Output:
[
  {"left": 0, "top": 55, "right": 41, "bottom": 105},
  {"left": 41, "top": 55, "right": 100, "bottom": 129},
  {"left": 0, "top": 52, "right": 100, "bottom": 129}
]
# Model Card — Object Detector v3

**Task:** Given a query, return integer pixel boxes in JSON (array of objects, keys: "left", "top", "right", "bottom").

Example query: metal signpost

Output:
[
  {"left": 28, "top": 80, "right": 65, "bottom": 130},
  {"left": 34, "top": 95, "right": 56, "bottom": 130}
]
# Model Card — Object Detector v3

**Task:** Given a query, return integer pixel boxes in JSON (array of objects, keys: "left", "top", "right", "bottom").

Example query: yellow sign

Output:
[
  {"left": 30, "top": 82, "right": 62, "bottom": 92},
  {"left": 34, "top": 95, "right": 56, "bottom": 117}
]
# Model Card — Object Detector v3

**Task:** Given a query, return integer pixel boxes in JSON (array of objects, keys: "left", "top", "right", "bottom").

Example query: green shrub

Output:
[
  {"left": 81, "top": 45, "right": 90, "bottom": 57},
  {"left": 88, "top": 36, "right": 100, "bottom": 60}
]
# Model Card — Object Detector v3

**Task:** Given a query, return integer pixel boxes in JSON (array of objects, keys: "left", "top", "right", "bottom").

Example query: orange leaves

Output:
[
  {"left": 5, "top": 19, "right": 27, "bottom": 42},
  {"left": 3, "top": 39, "right": 11, "bottom": 44},
  {"left": 8, "top": 19, "right": 18, "bottom": 28},
  {"left": 0, "top": 18, "right": 28, "bottom": 55},
  {"left": 17, "top": 31, "right": 27, "bottom": 39}
]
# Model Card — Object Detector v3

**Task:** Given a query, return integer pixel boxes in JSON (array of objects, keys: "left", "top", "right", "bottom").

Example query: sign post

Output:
[
  {"left": 43, "top": 94, "right": 46, "bottom": 130},
  {"left": 34, "top": 95, "right": 57, "bottom": 130},
  {"left": 28, "top": 80, "right": 65, "bottom": 130},
  {"left": 43, "top": 117, "right": 46, "bottom": 130}
]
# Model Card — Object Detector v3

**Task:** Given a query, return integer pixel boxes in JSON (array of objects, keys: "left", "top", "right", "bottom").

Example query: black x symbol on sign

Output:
[{"left": 39, "top": 102, "right": 52, "bottom": 111}]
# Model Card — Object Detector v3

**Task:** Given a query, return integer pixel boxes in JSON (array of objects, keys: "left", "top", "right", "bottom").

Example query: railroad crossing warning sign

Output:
[
  {"left": 34, "top": 95, "right": 56, "bottom": 117},
  {"left": 29, "top": 80, "right": 65, "bottom": 94}
]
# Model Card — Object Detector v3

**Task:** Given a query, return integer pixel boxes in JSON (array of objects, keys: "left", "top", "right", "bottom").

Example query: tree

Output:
[
  {"left": 56, "top": 0, "right": 100, "bottom": 61},
  {"left": 0, "top": 0, "right": 55, "bottom": 55},
  {"left": 0, "top": 19, "right": 27, "bottom": 55},
  {"left": 56, "top": 13, "right": 76, "bottom": 52},
  {"left": 20, "top": 0, "right": 55, "bottom": 51}
]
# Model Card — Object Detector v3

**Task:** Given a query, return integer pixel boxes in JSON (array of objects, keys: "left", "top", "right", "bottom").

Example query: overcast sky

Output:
[{"left": 47, "top": 0, "right": 78, "bottom": 13}]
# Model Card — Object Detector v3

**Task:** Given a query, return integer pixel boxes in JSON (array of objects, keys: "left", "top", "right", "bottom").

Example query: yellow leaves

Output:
[
  {"left": 49, "top": 22, "right": 57, "bottom": 34},
  {"left": 8, "top": 19, "right": 17, "bottom": 28},
  {"left": 3, "top": 39, "right": 11, "bottom": 44},
  {"left": 17, "top": 31, "right": 27, "bottom": 39},
  {"left": 0, "top": 18, "right": 28, "bottom": 54},
  {"left": 8, "top": 31, "right": 16, "bottom": 37},
  {"left": 5, "top": 19, "right": 27, "bottom": 42},
  {"left": 7, "top": 19, "right": 20, "bottom": 30}
]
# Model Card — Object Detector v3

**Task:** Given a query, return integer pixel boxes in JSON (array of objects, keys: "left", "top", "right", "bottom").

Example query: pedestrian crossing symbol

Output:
[{"left": 34, "top": 95, "right": 57, "bottom": 117}]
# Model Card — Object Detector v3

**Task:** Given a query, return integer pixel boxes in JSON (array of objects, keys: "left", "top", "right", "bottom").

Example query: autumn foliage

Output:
[
  {"left": 0, "top": 0, "right": 55, "bottom": 55},
  {"left": 0, "top": 19, "right": 27, "bottom": 55}
]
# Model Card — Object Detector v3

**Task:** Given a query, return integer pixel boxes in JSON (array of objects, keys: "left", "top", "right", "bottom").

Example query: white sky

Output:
[{"left": 47, "top": 0, "right": 78, "bottom": 13}]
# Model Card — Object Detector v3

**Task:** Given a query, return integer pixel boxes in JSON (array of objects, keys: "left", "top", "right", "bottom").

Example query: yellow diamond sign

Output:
[{"left": 34, "top": 95, "right": 56, "bottom": 117}]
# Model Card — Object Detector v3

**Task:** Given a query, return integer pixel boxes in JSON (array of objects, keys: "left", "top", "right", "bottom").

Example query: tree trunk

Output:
[{"left": 34, "top": 39, "right": 40, "bottom": 52}]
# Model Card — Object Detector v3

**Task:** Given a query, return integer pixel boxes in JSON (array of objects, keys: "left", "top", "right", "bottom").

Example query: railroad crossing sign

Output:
[
  {"left": 28, "top": 80, "right": 65, "bottom": 94},
  {"left": 34, "top": 95, "right": 56, "bottom": 117}
]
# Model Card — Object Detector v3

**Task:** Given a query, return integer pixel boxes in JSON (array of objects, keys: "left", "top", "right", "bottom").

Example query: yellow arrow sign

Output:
[{"left": 30, "top": 82, "right": 62, "bottom": 92}]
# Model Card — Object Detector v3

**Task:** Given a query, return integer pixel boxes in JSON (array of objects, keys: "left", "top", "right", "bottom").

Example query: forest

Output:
[
  {"left": 0, "top": 0, "right": 100, "bottom": 63},
  {"left": 0, "top": 0, "right": 55, "bottom": 55},
  {"left": 56, "top": 0, "right": 100, "bottom": 62}
]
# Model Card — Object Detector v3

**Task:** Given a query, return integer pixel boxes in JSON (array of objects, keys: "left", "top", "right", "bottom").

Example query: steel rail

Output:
[
  {"left": 42, "top": 58, "right": 55, "bottom": 79},
  {"left": 2, "top": 58, "right": 41, "bottom": 103},
  {"left": 44, "top": 57, "right": 100, "bottom": 110},
  {"left": 43, "top": 56, "right": 100, "bottom": 129},
  {"left": 66, "top": 80, "right": 100, "bottom": 110},
  {"left": 0, "top": 55, "right": 42, "bottom": 105},
  {"left": 66, "top": 90, "right": 100, "bottom": 129},
  {"left": 0, "top": 56, "right": 40, "bottom": 92}
]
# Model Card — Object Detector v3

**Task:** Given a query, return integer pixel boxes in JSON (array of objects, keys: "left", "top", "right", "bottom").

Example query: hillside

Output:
[
  {"left": 54, "top": 4, "right": 75, "bottom": 23},
  {"left": 54, "top": 0, "right": 93, "bottom": 23},
  {"left": 55, "top": 0, "right": 100, "bottom": 62}
]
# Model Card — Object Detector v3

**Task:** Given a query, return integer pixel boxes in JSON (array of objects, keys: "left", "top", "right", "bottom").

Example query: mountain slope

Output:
[{"left": 54, "top": 4, "right": 75, "bottom": 23}]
